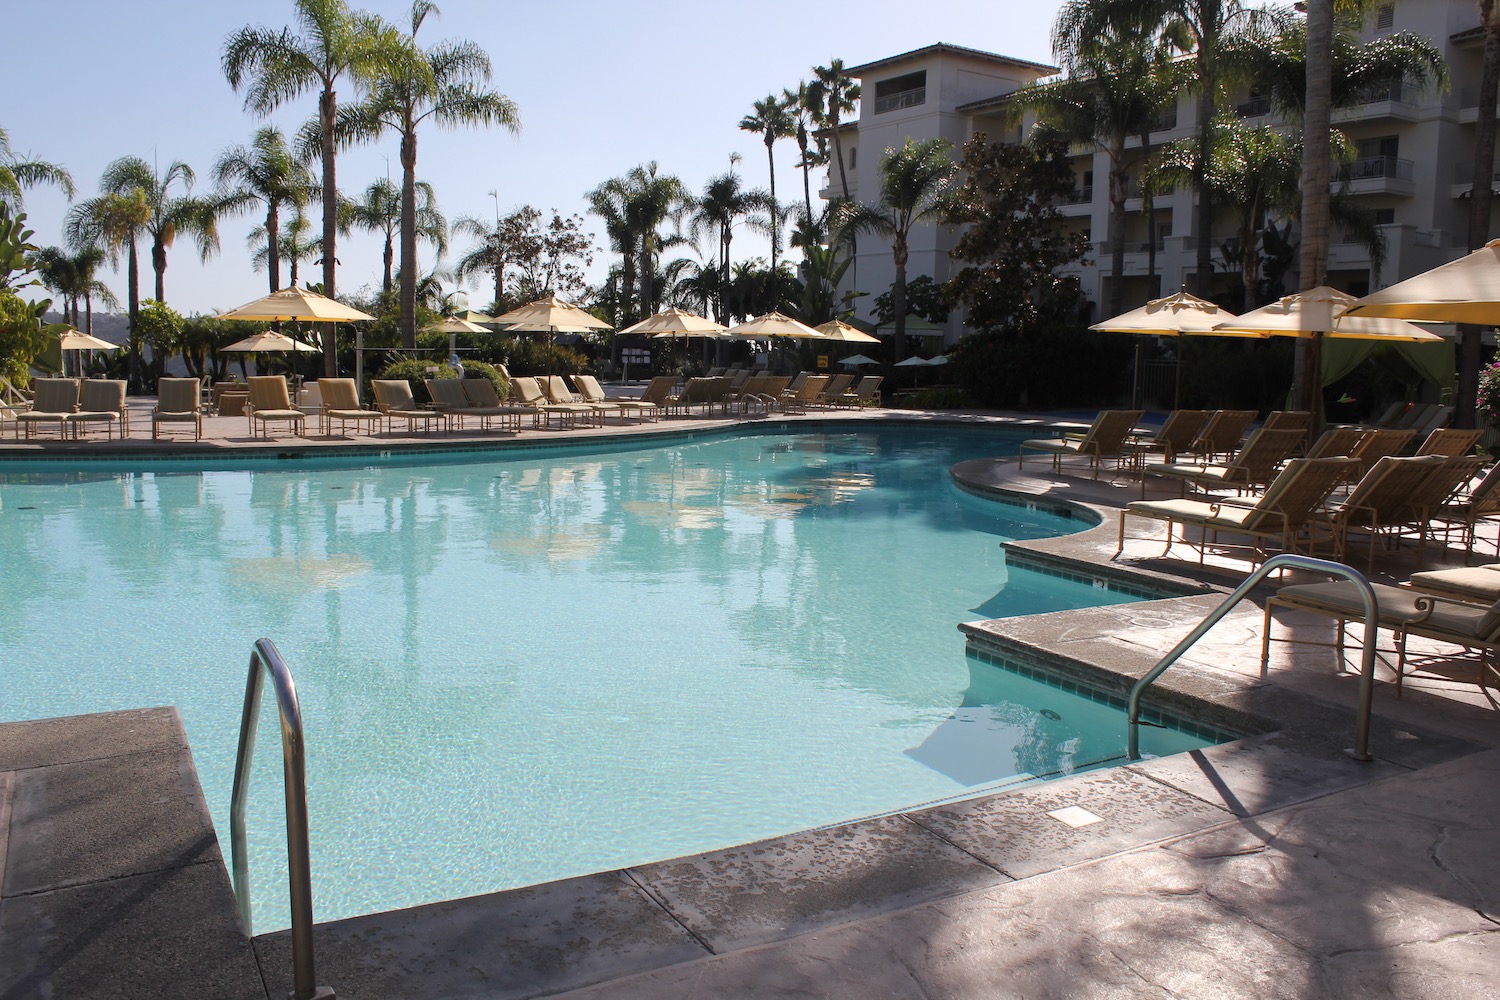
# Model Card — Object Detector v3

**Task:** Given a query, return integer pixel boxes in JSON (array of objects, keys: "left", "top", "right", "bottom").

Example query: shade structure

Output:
[
  {"left": 725, "top": 311, "right": 825, "bottom": 340},
  {"left": 619, "top": 306, "right": 727, "bottom": 338},
  {"left": 221, "top": 330, "right": 321, "bottom": 353},
  {"left": 1211, "top": 286, "right": 1442, "bottom": 342},
  {"left": 451, "top": 309, "right": 498, "bottom": 324},
  {"left": 875, "top": 314, "right": 946, "bottom": 337},
  {"left": 1343, "top": 238, "right": 1500, "bottom": 324},
  {"left": 435, "top": 316, "right": 491, "bottom": 334},
  {"left": 491, "top": 294, "right": 612, "bottom": 333},
  {"left": 57, "top": 328, "right": 117, "bottom": 351},
  {"left": 1090, "top": 290, "right": 1249, "bottom": 337},
  {"left": 813, "top": 320, "right": 881, "bottom": 344},
  {"left": 839, "top": 354, "right": 882, "bottom": 367},
  {"left": 218, "top": 286, "right": 375, "bottom": 323}
]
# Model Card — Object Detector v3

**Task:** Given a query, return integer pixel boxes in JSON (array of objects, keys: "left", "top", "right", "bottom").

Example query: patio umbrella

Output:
[
  {"left": 1342, "top": 238, "right": 1500, "bottom": 324},
  {"left": 813, "top": 320, "right": 881, "bottom": 344},
  {"left": 620, "top": 306, "right": 727, "bottom": 338},
  {"left": 219, "top": 285, "right": 376, "bottom": 392},
  {"left": 724, "top": 312, "right": 825, "bottom": 339},
  {"left": 435, "top": 316, "right": 490, "bottom": 335},
  {"left": 1091, "top": 289, "right": 1247, "bottom": 409},
  {"left": 221, "top": 330, "right": 321, "bottom": 353},
  {"left": 492, "top": 294, "right": 612, "bottom": 373},
  {"left": 839, "top": 354, "right": 882, "bottom": 367},
  {"left": 55, "top": 328, "right": 118, "bottom": 377}
]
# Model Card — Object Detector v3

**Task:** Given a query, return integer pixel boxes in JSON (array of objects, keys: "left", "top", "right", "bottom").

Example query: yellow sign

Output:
[{"left": 818, "top": 355, "right": 829, "bottom": 369}]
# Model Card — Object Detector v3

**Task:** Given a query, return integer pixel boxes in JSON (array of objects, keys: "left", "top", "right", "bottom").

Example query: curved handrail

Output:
[
  {"left": 229, "top": 638, "right": 335, "bottom": 1000},
  {"left": 1126, "top": 554, "right": 1378, "bottom": 762}
]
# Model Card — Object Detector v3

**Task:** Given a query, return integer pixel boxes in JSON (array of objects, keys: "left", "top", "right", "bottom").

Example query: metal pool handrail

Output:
[
  {"left": 1126, "top": 554, "right": 1377, "bottom": 763},
  {"left": 229, "top": 638, "right": 335, "bottom": 1000}
]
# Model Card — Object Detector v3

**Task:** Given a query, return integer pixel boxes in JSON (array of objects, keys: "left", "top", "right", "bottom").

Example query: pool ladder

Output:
[
  {"left": 1126, "top": 553, "right": 1378, "bottom": 763},
  {"left": 230, "top": 638, "right": 335, "bottom": 1000}
]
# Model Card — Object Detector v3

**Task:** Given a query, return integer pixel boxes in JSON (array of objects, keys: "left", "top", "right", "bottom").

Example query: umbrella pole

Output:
[
  {"left": 1132, "top": 340, "right": 1143, "bottom": 410},
  {"left": 1174, "top": 338, "right": 1185, "bottom": 410}
]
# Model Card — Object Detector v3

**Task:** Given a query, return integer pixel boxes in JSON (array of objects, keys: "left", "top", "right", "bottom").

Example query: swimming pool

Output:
[{"left": 0, "top": 424, "right": 1215, "bottom": 930}]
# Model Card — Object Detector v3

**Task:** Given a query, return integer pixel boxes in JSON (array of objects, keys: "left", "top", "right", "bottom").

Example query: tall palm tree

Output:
[
  {"left": 213, "top": 126, "right": 317, "bottom": 293},
  {"left": 832, "top": 137, "right": 956, "bottom": 360},
  {"left": 587, "top": 177, "right": 638, "bottom": 325},
  {"left": 690, "top": 168, "right": 771, "bottom": 323},
  {"left": 808, "top": 59, "right": 861, "bottom": 201},
  {"left": 249, "top": 204, "right": 320, "bottom": 288},
  {"left": 344, "top": 1, "right": 519, "bottom": 347},
  {"left": 65, "top": 187, "right": 150, "bottom": 383},
  {"left": 345, "top": 176, "right": 446, "bottom": 294},
  {"left": 618, "top": 162, "right": 689, "bottom": 319},
  {"left": 1015, "top": 1, "right": 1184, "bottom": 316},
  {"left": 0, "top": 126, "right": 74, "bottom": 209},
  {"left": 739, "top": 93, "right": 795, "bottom": 271},
  {"left": 453, "top": 204, "right": 538, "bottom": 312},
  {"left": 223, "top": 0, "right": 398, "bottom": 373},
  {"left": 87, "top": 157, "right": 219, "bottom": 306},
  {"left": 785, "top": 83, "right": 826, "bottom": 229}
]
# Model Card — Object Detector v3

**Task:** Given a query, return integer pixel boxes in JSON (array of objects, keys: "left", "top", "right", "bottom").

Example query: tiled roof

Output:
[{"left": 845, "top": 43, "right": 1056, "bottom": 78}]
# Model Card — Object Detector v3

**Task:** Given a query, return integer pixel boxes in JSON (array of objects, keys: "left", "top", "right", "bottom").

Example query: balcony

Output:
[
  {"left": 873, "top": 88, "right": 924, "bottom": 115},
  {"left": 1065, "top": 186, "right": 1094, "bottom": 204},
  {"left": 1235, "top": 95, "right": 1271, "bottom": 118},
  {"left": 1336, "top": 155, "right": 1415, "bottom": 196},
  {"left": 1333, "top": 82, "right": 1422, "bottom": 123}
]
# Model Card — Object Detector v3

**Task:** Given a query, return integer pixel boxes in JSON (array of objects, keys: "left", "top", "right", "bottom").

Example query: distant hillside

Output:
[{"left": 44, "top": 311, "right": 129, "bottom": 345}]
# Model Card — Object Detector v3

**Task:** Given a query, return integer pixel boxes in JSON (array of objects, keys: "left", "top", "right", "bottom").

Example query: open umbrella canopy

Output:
[
  {"left": 491, "top": 294, "right": 612, "bottom": 332},
  {"left": 814, "top": 320, "right": 881, "bottom": 343},
  {"left": 894, "top": 355, "right": 936, "bottom": 367},
  {"left": 1212, "top": 286, "right": 1442, "bottom": 341},
  {"left": 451, "top": 309, "right": 498, "bottom": 324},
  {"left": 221, "top": 330, "right": 321, "bottom": 353},
  {"left": 435, "top": 316, "right": 491, "bottom": 334},
  {"left": 218, "top": 286, "right": 376, "bottom": 322},
  {"left": 1090, "top": 290, "right": 1247, "bottom": 337},
  {"left": 725, "top": 311, "right": 825, "bottom": 339},
  {"left": 619, "top": 306, "right": 727, "bottom": 338},
  {"left": 839, "top": 354, "right": 882, "bottom": 367},
  {"left": 57, "top": 328, "right": 117, "bottom": 351},
  {"left": 1344, "top": 238, "right": 1500, "bottom": 324}
]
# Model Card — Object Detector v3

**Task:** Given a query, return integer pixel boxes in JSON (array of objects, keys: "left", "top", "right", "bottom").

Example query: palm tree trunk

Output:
[
  {"left": 152, "top": 237, "right": 167, "bottom": 303},
  {"left": 320, "top": 84, "right": 338, "bottom": 376},
  {"left": 766, "top": 139, "right": 779, "bottom": 273},
  {"left": 1296, "top": 0, "right": 1333, "bottom": 420},
  {"left": 798, "top": 126, "right": 813, "bottom": 226},
  {"left": 1459, "top": 3, "right": 1500, "bottom": 429},
  {"left": 266, "top": 203, "right": 281, "bottom": 292},
  {"left": 383, "top": 232, "right": 395, "bottom": 294},
  {"left": 892, "top": 238, "right": 908, "bottom": 363},
  {"left": 1142, "top": 130, "right": 1157, "bottom": 296},
  {"left": 126, "top": 235, "right": 141, "bottom": 390},
  {"left": 1108, "top": 141, "right": 1128, "bottom": 317},
  {"left": 493, "top": 259, "right": 503, "bottom": 311},
  {"left": 399, "top": 129, "right": 418, "bottom": 349},
  {"left": 1193, "top": 81, "right": 1215, "bottom": 297}
]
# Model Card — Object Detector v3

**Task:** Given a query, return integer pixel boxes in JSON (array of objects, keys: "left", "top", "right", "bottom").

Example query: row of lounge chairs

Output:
[{"left": 5, "top": 377, "right": 131, "bottom": 440}]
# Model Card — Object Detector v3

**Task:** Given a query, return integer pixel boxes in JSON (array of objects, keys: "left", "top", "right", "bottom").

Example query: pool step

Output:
[{"left": 0, "top": 708, "right": 264, "bottom": 999}]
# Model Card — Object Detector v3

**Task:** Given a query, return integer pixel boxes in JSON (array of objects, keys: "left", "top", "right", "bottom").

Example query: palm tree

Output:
[
  {"left": 1015, "top": 1, "right": 1183, "bottom": 316},
  {"left": 213, "top": 126, "right": 317, "bottom": 293},
  {"left": 344, "top": 1, "right": 519, "bottom": 347},
  {"left": 619, "top": 163, "right": 689, "bottom": 319},
  {"left": 345, "top": 176, "right": 446, "bottom": 294},
  {"left": 453, "top": 204, "right": 538, "bottom": 312},
  {"left": 86, "top": 157, "right": 219, "bottom": 306},
  {"left": 832, "top": 137, "right": 956, "bottom": 360},
  {"left": 739, "top": 93, "right": 795, "bottom": 271},
  {"left": 785, "top": 83, "right": 827, "bottom": 229},
  {"left": 223, "top": 0, "right": 399, "bottom": 372},
  {"left": 0, "top": 126, "right": 74, "bottom": 209},
  {"left": 249, "top": 204, "right": 320, "bottom": 287},
  {"left": 808, "top": 59, "right": 861, "bottom": 201},
  {"left": 65, "top": 187, "right": 150, "bottom": 383},
  {"left": 690, "top": 167, "right": 771, "bottom": 323},
  {"left": 587, "top": 177, "right": 639, "bottom": 326}
]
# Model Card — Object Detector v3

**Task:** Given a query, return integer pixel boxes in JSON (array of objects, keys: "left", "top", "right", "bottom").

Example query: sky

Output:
[{"left": 9, "top": 0, "right": 1070, "bottom": 318}]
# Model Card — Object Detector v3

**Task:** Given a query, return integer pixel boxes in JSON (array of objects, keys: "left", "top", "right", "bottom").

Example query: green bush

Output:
[
  {"left": 374, "top": 357, "right": 510, "bottom": 405},
  {"left": 900, "top": 387, "right": 974, "bottom": 409},
  {"left": 498, "top": 337, "right": 592, "bottom": 377}
]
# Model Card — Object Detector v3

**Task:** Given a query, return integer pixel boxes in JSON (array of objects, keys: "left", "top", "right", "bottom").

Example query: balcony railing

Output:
[
  {"left": 1338, "top": 155, "right": 1414, "bottom": 182},
  {"left": 1351, "top": 81, "right": 1418, "bottom": 106},
  {"left": 873, "top": 89, "right": 925, "bottom": 115},
  {"left": 1148, "top": 108, "right": 1179, "bottom": 132},
  {"left": 1235, "top": 95, "right": 1271, "bottom": 118},
  {"left": 1065, "top": 185, "right": 1094, "bottom": 204}
]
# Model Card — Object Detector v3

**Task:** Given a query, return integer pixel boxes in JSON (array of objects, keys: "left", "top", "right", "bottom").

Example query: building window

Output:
[
  {"left": 1373, "top": 208, "right": 1396, "bottom": 226},
  {"left": 873, "top": 71, "right": 926, "bottom": 115},
  {"left": 849, "top": 147, "right": 857, "bottom": 169},
  {"left": 1376, "top": 3, "right": 1394, "bottom": 30}
]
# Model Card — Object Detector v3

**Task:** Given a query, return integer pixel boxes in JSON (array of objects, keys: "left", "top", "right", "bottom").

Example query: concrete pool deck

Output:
[{"left": 1, "top": 408, "right": 1497, "bottom": 997}]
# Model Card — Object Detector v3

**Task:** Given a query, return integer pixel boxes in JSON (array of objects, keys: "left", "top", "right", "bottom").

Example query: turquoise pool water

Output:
[{"left": 0, "top": 425, "right": 1214, "bottom": 930}]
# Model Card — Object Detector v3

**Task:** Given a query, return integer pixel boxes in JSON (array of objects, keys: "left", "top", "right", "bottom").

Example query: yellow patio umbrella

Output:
[
  {"left": 1342, "top": 238, "right": 1500, "bottom": 324},
  {"left": 1211, "top": 286, "right": 1442, "bottom": 341},
  {"left": 221, "top": 330, "right": 322, "bottom": 353},
  {"left": 435, "top": 316, "right": 491, "bottom": 335},
  {"left": 724, "top": 312, "right": 826, "bottom": 339},
  {"left": 491, "top": 294, "right": 612, "bottom": 333},
  {"left": 620, "top": 306, "right": 728, "bottom": 338},
  {"left": 1090, "top": 289, "right": 1246, "bottom": 409},
  {"left": 813, "top": 320, "right": 881, "bottom": 344},
  {"left": 218, "top": 286, "right": 376, "bottom": 323},
  {"left": 54, "top": 327, "right": 118, "bottom": 377}
]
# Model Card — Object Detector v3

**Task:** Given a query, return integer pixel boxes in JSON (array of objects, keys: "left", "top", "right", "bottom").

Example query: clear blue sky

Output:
[{"left": 11, "top": 0, "right": 1069, "bottom": 317}]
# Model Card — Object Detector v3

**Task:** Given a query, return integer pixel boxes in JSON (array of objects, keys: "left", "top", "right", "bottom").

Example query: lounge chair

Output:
[
  {"left": 1018, "top": 409, "right": 1143, "bottom": 481},
  {"left": 1140, "top": 427, "right": 1304, "bottom": 498},
  {"left": 1262, "top": 581, "right": 1500, "bottom": 695},
  {"left": 1261, "top": 410, "right": 1314, "bottom": 454},
  {"left": 1178, "top": 409, "right": 1258, "bottom": 463},
  {"left": 834, "top": 375, "right": 884, "bottom": 408},
  {"left": 619, "top": 376, "right": 677, "bottom": 410},
  {"left": 1429, "top": 460, "right": 1500, "bottom": 556},
  {"left": 1117, "top": 456, "right": 1356, "bottom": 566},
  {"left": 462, "top": 378, "right": 527, "bottom": 431},
  {"left": 779, "top": 374, "right": 830, "bottom": 415},
  {"left": 573, "top": 374, "right": 656, "bottom": 423},
  {"left": 1414, "top": 405, "right": 1455, "bottom": 436},
  {"left": 316, "top": 378, "right": 382, "bottom": 437},
  {"left": 541, "top": 375, "right": 602, "bottom": 426},
  {"left": 152, "top": 377, "right": 203, "bottom": 441},
  {"left": 69, "top": 379, "right": 129, "bottom": 439},
  {"left": 371, "top": 379, "right": 445, "bottom": 434},
  {"left": 738, "top": 375, "right": 792, "bottom": 415},
  {"left": 245, "top": 375, "right": 306, "bottom": 438},
  {"left": 814, "top": 373, "right": 855, "bottom": 408},
  {"left": 1347, "top": 427, "right": 1416, "bottom": 474},
  {"left": 1304, "top": 426, "right": 1369, "bottom": 460},
  {"left": 1407, "top": 563, "right": 1500, "bottom": 603},
  {"left": 1309, "top": 454, "right": 1448, "bottom": 571},
  {"left": 508, "top": 376, "right": 589, "bottom": 429},
  {"left": 1414, "top": 427, "right": 1482, "bottom": 458},
  {"left": 1379, "top": 401, "right": 1439, "bottom": 431},
  {"left": 428, "top": 377, "right": 523, "bottom": 431},
  {"left": 1122, "top": 409, "right": 1212, "bottom": 469},
  {"left": 15, "top": 378, "right": 80, "bottom": 439}
]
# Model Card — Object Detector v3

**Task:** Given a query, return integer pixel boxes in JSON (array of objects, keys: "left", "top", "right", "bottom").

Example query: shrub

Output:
[
  {"left": 1479, "top": 359, "right": 1500, "bottom": 428},
  {"left": 901, "top": 387, "right": 973, "bottom": 409},
  {"left": 376, "top": 358, "right": 453, "bottom": 407}
]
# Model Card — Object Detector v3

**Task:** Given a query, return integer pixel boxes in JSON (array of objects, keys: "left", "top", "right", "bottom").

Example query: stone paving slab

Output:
[
  {"left": 4, "top": 746, "right": 221, "bottom": 896},
  {"left": 0, "top": 705, "right": 185, "bottom": 770},
  {"left": 252, "top": 871, "right": 707, "bottom": 1000},
  {"left": 0, "top": 862, "right": 267, "bottom": 1000},
  {"left": 629, "top": 814, "right": 1011, "bottom": 954}
]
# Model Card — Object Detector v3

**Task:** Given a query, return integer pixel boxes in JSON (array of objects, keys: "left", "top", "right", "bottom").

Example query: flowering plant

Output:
[{"left": 1480, "top": 359, "right": 1500, "bottom": 428}]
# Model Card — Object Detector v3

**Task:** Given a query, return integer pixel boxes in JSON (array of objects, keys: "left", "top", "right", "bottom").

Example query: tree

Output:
[
  {"left": 512, "top": 211, "right": 594, "bottom": 302},
  {"left": 344, "top": 1, "right": 519, "bottom": 347},
  {"left": 785, "top": 82, "right": 828, "bottom": 230},
  {"left": 453, "top": 204, "right": 538, "bottom": 312},
  {"left": 65, "top": 174, "right": 151, "bottom": 385},
  {"left": 690, "top": 167, "right": 770, "bottom": 322},
  {"left": 832, "top": 137, "right": 956, "bottom": 360},
  {"left": 223, "top": 0, "right": 399, "bottom": 373},
  {"left": 0, "top": 126, "right": 74, "bottom": 210},
  {"left": 586, "top": 177, "right": 638, "bottom": 325},
  {"left": 213, "top": 126, "right": 316, "bottom": 293},
  {"left": 620, "top": 162, "right": 688, "bottom": 318},
  {"left": 33, "top": 246, "right": 118, "bottom": 332},
  {"left": 344, "top": 176, "right": 446, "bottom": 294},
  {"left": 135, "top": 300, "right": 185, "bottom": 384},
  {"left": 249, "top": 203, "right": 319, "bottom": 287},
  {"left": 1014, "top": 1, "right": 1184, "bottom": 316},
  {"left": 808, "top": 59, "right": 861, "bottom": 201},
  {"left": 739, "top": 93, "right": 795, "bottom": 271},
  {"left": 0, "top": 206, "right": 63, "bottom": 384},
  {"left": 85, "top": 157, "right": 219, "bottom": 308}
]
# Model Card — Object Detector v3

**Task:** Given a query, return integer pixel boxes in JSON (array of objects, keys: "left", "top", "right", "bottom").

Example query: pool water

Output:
[{"left": 0, "top": 425, "right": 1214, "bottom": 930}]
